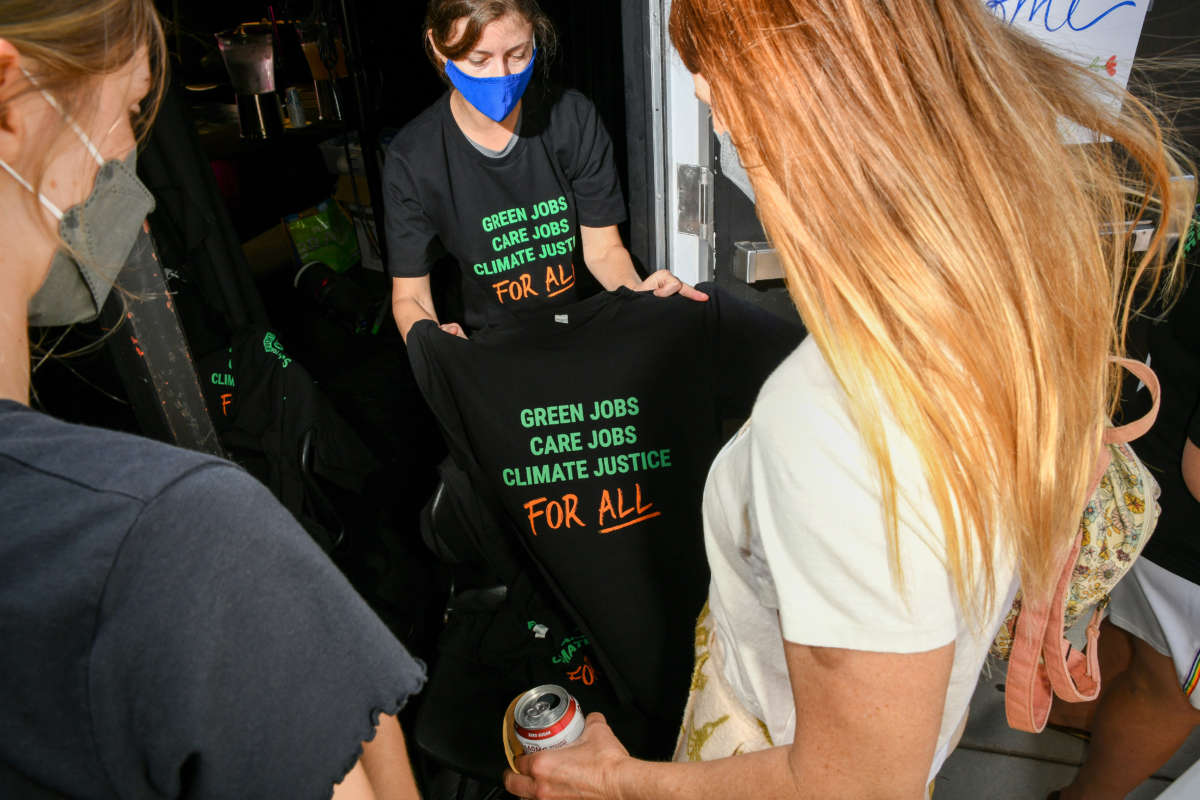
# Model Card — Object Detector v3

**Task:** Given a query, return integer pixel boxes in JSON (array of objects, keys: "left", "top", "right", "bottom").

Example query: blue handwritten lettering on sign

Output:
[{"left": 985, "top": 0, "right": 1137, "bottom": 32}]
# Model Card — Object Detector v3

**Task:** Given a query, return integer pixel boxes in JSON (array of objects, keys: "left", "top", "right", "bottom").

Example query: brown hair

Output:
[
  {"left": 1, "top": 0, "right": 167, "bottom": 185},
  {"left": 424, "top": 0, "right": 557, "bottom": 85},
  {"left": 672, "top": 0, "right": 1192, "bottom": 615}
]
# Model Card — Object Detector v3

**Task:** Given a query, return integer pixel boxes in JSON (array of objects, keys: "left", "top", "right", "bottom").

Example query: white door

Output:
[
  {"left": 645, "top": 0, "right": 712, "bottom": 285},
  {"left": 637, "top": 0, "right": 794, "bottom": 318}
]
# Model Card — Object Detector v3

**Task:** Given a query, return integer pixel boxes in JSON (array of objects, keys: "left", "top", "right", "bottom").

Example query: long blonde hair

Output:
[{"left": 671, "top": 0, "right": 1193, "bottom": 614}]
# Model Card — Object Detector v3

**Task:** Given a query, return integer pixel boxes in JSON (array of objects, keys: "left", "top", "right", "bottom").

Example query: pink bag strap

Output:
[
  {"left": 1104, "top": 357, "right": 1160, "bottom": 445},
  {"left": 1005, "top": 588, "right": 1056, "bottom": 731},
  {"left": 1041, "top": 535, "right": 1102, "bottom": 703},
  {"left": 1084, "top": 357, "right": 1159, "bottom": 488},
  {"left": 1005, "top": 356, "right": 1160, "bottom": 732}
]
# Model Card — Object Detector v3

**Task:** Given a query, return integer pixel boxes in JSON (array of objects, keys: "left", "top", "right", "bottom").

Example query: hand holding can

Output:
[
  {"left": 503, "top": 684, "right": 584, "bottom": 772},
  {"left": 503, "top": 708, "right": 630, "bottom": 800}
]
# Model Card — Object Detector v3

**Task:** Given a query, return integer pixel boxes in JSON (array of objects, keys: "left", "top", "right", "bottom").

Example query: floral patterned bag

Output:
[
  {"left": 992, "top": 357, "right": 1162, "bottom": 732},
  {"left": 673, "top": 602, "right": 774, "bottom": 762}
]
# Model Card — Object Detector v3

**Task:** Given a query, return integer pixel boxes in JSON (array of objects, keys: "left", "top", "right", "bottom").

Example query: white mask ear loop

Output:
[
  {"left": 0, "top": 158, "right": 65, "bottom": 220},
  {"left": 20, "top": 66, "right": 105, "bottom": 167}
]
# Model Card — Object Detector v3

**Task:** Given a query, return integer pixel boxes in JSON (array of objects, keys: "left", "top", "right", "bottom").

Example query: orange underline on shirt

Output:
[
  {"left": 547, "top": 280, "right": 576, "bottom": 298},
  {"left": 598, "top": 511, "right": 662, "bottom": 534}
]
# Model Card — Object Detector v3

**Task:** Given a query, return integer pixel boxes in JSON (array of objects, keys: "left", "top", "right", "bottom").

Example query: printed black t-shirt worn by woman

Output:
[{"left": 383, "top": 83, "right": 627, "bottom": 331}]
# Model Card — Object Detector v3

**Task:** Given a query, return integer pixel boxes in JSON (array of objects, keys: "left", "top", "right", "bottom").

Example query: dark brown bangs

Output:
[{"left": 423, "top": 0, "right": 558, "bottom": 84}]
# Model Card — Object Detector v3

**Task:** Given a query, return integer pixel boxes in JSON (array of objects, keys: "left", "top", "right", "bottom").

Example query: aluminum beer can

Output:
[{"left": 513, "top": 684, "right": 584, "bottom": 753}]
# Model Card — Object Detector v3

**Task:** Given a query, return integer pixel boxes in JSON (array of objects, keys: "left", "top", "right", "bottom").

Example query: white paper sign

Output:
[{"left": 983, "top": 0, "right": 1150, "bottom": 142}]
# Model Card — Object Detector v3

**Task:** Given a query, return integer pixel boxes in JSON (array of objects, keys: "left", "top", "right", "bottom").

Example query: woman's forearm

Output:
[
  {"left": 510, "top": 635, "right": 950, "bottom": 800},
  {"left": 358, "top": 714, "right": 420, "bottom": 800},
  {"left": 508, "top": 718, "right": 802, "bottom": 800},
  {"left": 392, "top": 295, "right": 437, "bottom": 342},
  {"left": 613, "top": 747, "right": 799, "bottom": 800},
  {"left": 585, "top": 244, "right": 641, "bottom": 291}
]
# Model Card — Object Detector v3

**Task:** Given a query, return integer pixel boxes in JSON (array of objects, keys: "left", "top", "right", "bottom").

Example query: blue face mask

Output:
[{"left": 445, "top": 46, "right": 537, "bottom": 122}]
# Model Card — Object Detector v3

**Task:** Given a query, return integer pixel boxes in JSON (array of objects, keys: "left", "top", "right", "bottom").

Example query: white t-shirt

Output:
[{"left": 703, "top": 337, "right": 1018, "bottom": 782}]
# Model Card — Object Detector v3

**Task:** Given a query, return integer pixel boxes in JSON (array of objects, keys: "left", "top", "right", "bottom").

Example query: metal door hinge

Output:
[{"left": 677, "top": 164, "right": 713, "bottom": 242}]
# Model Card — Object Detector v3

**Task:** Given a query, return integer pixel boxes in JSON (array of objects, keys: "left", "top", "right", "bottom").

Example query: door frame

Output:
[{"left": 621, "top": 0, "right": 711, "bottom": 285}]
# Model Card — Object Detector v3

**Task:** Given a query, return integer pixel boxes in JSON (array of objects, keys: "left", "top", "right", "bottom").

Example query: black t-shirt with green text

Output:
[
  {"left": 384, "top": 84, "right": 626, "bottom": 331},
  {"left": 406, "top": 286, "right": 803, "bottom": 741}
]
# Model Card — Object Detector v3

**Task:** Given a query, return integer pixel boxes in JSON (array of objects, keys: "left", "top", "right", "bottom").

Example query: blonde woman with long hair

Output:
[
  {"left": 504, "top": 0, "right": 1193, "bottom": 797},
  {"left": 0, "top": 2, "right": 424, "bottom": 796}
]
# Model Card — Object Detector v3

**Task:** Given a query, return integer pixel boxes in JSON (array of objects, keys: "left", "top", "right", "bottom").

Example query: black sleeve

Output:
[
  {"left": 383, "top": 147, "right": 444, "bottom": 278},
  {"left": 701, "top": 282, "right": 806, "bottom": 419},
  {"left": 405, "top": 320, "right": 479, "bottom": 470},
  {"left": 557, "top": 92, "right": 626, "bottom": 228},
  {"left": 89, "top": 463, "right": 426, "bottom": 800},
  {"left": 405, "top": 323, "right": 525, "bottom": 579}
]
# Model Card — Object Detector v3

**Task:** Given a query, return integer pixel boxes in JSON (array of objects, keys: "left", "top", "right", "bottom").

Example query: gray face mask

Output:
[{"left": 0, "top": 71, "right": 156, "bottom": 327}]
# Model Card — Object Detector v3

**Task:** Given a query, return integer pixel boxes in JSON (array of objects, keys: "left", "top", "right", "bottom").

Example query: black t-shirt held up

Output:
[
  {"left": 0, "top": 401, "right": 425, "bottom": 799},
  {"left": 406, "top": 286, "right": 803, "bottom": 738},
  {"left": 384, "top": 85, "right": 627, "bottom": 331}
]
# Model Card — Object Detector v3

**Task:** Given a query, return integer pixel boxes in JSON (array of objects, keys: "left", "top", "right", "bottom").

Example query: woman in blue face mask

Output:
[
  {"left": 385, "top": 0, "right": 707, "bottom": 342},
  {"left": 0, "top": 3, "right": 427, "bottom": 798}
]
